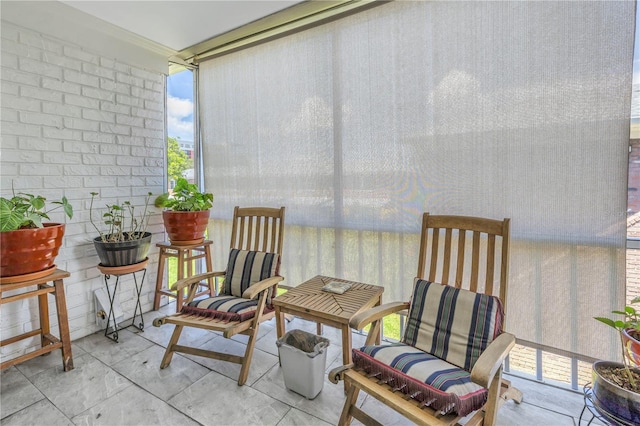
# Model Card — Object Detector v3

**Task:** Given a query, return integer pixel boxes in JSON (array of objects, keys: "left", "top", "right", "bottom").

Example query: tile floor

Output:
[{"left": 1, "top": 304, "right": 602, "bottom": 426}]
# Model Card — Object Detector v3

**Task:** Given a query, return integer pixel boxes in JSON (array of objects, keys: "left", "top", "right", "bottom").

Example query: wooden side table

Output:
[
  {"left": 0, "top": 269, "right": 74, "bottom": 371},
  {"left": 273, "top": 275, "right": 384, "bottom": 367},
  {"left": 153, "top": 240, "right": 215, "bottom": 312}
]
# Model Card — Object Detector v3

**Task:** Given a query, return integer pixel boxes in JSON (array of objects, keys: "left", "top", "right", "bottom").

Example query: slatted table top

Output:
[{"left": 273, "top": 275, "right": 384, "bottom": 325}]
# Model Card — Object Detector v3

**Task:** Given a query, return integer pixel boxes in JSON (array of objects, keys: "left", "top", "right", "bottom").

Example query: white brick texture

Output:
[{"left": 0, "top": 22, "right": 167, "bottom": 359}]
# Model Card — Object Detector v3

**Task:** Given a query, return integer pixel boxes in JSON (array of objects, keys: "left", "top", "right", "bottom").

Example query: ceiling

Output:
[{"left": 60, "top": 1, "right": 302, "bottom": 53}]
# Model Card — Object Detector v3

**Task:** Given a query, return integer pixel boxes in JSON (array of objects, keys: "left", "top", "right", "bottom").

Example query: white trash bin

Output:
[{"left": 276, "top": 329, "right": 330, "bottom": 399}]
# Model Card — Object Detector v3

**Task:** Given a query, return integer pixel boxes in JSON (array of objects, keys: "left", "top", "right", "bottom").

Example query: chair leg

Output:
[
  {"left": 338, "top": 380, "right": 360, "bottom": 426},
  {"left": 482, "top": 367, "right": 504, "bottom": 426},
  {"left": 160, "top": 325, "right": 183, "bottom": 369},
  {"left": 237, "top": 324, "right": 260, "bottom": 386}
]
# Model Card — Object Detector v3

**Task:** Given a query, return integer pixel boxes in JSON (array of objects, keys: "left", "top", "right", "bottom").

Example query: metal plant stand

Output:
[
  {"left": 579, "top": 383, "right": 632, "bottom": 426},
  {"left": 97, "top": 258, "right": 148, "bottom": 342}
]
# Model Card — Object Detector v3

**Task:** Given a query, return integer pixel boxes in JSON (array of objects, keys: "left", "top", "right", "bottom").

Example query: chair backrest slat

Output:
[
  {"left": 417, "top": 213, "right": 510, "bottom": 314},
  {"left": 269, "top": 218, "right": 277, "bottom": 253},
  {"left": 455, "top": 229, "right": 466, "bottom": 288},
  {"left": 486, "top": 234, "right": 496, "bottom": 295},
  {"left": 441, "top": 228, "right": 452, "bottom": 285},
  {"left": 469, "top": 230, "right": 480, "bottom": 292},
  {"left": 230, "top": 206, "right": 286, "bottom": 257},
  {"left": 429, "top": 228, "right": 439, "bottom": 283}
]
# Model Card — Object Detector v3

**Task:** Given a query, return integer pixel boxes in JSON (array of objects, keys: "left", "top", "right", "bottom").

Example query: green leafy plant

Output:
[
  {"left": 90, "top": 192, "right": 153, "bottom": 242},
  {"left": 594, "top": 296, "right": 640, "bottom": 388},
  {"left": 154, "top": 178, "right": 213, "bottom": 212},
  {"left": 0, "top": 190, "right": 73, "bottom": 232},
  {"left": 167, "top": 136, "right": 193, "bottom": 181}
]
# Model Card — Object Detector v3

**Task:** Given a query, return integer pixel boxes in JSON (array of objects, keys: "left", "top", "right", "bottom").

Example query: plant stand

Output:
[
  {"left": 153, "top": 240, "right": 214, "bottom": 311},
  {"left": 97, "top": 258, "right": 147, "bottom": 343},
  {"left": 0, "top": 269, "right": 74, "bottom": 371},
  {"left": 580, "top": 383, "right": 633, "bottom": 426}
]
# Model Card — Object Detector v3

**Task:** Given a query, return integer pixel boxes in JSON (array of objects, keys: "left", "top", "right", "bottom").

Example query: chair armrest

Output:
[
  {"left": 328, "top": 363, "right": 354, "bottom": 384},
  {"left": 170, "top": 271, "right": 226, "bottom": 292},
  {"left": 242, "top": 276, "right": 284, "bottom": 300},
  {"left": 470, "top": 332, "right": 516, "bottom": 388},
  {"left": 349, "top": 301, "right": 409, "bottom": 330}
]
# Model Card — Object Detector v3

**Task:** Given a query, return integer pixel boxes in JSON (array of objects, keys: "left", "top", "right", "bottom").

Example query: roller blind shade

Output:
[{"left": 200, "top": 0, "right": 635, "bottom": 361}]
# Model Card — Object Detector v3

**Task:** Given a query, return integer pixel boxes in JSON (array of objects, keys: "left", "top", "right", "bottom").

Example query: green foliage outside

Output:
[
  {"left": 361, "top": 313, "right": 403, "bottom": 341},
  {"left": 167, "top": 257, "right": 178, "bottom": 284},
  {"left": 167, "top": 136, "right": 192, "bottom": 182},
  {"left": 166, "top": 257, "right": 218, "bottom": 299},
  {"left": 382, "top": 313, "right": 403, "bottom": 341}
]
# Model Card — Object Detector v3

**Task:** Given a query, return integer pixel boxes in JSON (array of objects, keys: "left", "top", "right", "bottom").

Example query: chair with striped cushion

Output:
[
  {"left": 153, "top": 206, "right": 285, "bottom": 385},
  {"left": 330, "top": 213, "right": 522, "bottom": 426}
]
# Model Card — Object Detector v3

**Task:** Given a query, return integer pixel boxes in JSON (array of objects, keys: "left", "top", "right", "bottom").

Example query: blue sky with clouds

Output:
[
  {"left": 635, "top": 4, "right": 640, "bottom": 85},
  {"left": 167, "top": 70, "right": 194, "bottom": 142}
]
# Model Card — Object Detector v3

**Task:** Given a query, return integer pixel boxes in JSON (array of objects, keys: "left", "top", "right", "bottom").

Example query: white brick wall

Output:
[{"left": 0, "top": 21, "right": 168, "bottom": 359}]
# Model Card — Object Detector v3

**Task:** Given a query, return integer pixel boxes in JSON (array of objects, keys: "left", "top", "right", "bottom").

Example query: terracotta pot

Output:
[
  {"left": 592, "top": 360, "right": 640, "bottom": 425},
  {"left": 162, "top": 210, "right": 210, "bottom": 245},
  {"left": 623, "top": 328, "right": 640, "bottom": 367},
  {"left": 93, "top": 232, "right": 152, "bottom": 267},
  {"left": 0, "top": 223, "right": 65, "bottom": 278}
]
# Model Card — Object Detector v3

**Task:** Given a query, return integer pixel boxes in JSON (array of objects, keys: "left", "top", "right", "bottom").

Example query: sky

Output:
[
  {"left": 636, "top": 3, "right": 640, "bottom": 86},
  {"left": 167, "top": 70, "right": 194, "bottom": 142}
]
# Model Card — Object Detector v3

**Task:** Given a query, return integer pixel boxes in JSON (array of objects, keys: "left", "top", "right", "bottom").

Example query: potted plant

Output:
[
  {"left": 154, "top": 178, "right": 213, "bottom": 245},
  {"left": 90, "top": 192, "right": 153, "bottom": 267},
  {"left": 617, "top": 298, "right": 640, "bottom": 367},
  {"left": 592, "top": 297, "right": 640, "bottom": 424},
  {"left": 0, "top": 190, "right": 73, "bottom": 279}
]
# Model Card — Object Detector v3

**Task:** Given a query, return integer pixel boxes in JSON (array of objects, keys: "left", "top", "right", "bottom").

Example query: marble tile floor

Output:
[{"left": 1, "top": 305, "right": 602, "bottom": 426}]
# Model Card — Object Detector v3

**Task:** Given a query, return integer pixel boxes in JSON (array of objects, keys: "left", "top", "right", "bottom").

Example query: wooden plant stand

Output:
[
  {"left": 0, "top": 269, "right": 74, "bottom": 371},
  {"left": 153, "top": 240, "right": 214, "bottom": 311}
]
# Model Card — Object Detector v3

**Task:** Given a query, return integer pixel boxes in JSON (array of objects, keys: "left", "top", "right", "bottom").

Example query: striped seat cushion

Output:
[
  {"left": 350, "top": 279, "right": 505, "bottom": 416},
  {"left": 182, "top": 295, "right": 272, "bottom": 322},
  {"left": 180, "top": 249, "right": 279, "bottom": 322},
  {"left": 352, "top": 343, "right": 487, "bottom": 416},
  {"left": 403, "top": 278, "right": 504, "bottom": 371}
]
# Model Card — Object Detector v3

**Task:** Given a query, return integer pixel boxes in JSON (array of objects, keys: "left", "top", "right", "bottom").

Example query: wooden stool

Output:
[
  {"left": 153, "top": 240, "right": 215, "bottom": 312},
  {"left": 0, "top": 269, "right": 74, "bottom": 371}
]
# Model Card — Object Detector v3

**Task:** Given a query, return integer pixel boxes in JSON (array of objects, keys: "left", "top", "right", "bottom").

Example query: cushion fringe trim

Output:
[
  {"left": 352, "top": 349, "right": 487, "bottom": 417},
  {"left": 180, "top": 305, "right": 274, "bottom": 323}
]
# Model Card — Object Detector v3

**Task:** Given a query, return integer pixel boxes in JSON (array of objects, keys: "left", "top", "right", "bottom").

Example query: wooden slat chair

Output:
[
  {"left": 330, "top": 213, "right": 523, "bottom": 426},
  {"left": 153, "top": 206, "right": 285, "bottom": 386}
]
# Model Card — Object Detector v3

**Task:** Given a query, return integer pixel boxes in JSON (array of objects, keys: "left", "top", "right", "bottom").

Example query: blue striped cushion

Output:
[
  {"left": 223, "top": 249, "right": 279, "bottom": 303},
  {"left": 182, "top": 295, "right": 264, "bottom": 322},
  {"left": 180, "top": 249, "right": 279, "bottom": 322},
  {"left": 403, "top": 279, "right": 504, "bottom": 372},
  {"left": 352, "top": 343, "right": 487, "bottom": 416}
]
